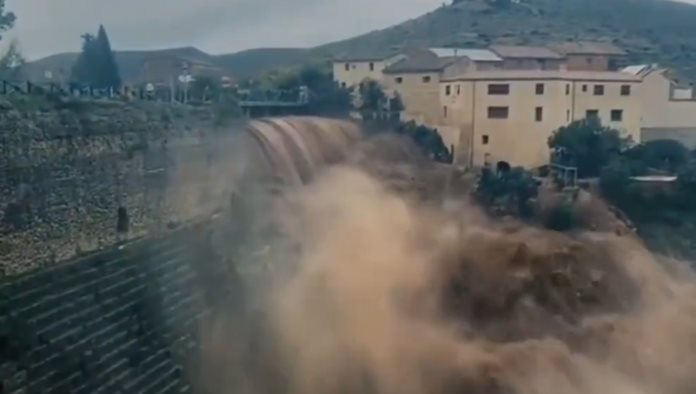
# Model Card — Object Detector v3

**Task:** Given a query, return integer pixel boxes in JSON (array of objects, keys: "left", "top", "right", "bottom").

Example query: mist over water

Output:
[{"left": 202, "top": 117, "right": 696, "bottom": 394}]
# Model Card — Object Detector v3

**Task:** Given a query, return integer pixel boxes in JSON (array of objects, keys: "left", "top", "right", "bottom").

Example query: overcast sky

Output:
[{"left": 4, "top": 0, "right": 443, "bottom": 60}]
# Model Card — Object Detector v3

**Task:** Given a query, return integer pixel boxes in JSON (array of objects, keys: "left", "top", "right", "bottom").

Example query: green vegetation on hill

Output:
[{"left": 215, "top": 48, "right": 311, "bottom": 81}]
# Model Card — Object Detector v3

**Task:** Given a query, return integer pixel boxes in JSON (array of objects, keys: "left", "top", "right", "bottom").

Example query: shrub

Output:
[
  {"left": 548, "top": 118, "right": 631, "bottom": 178},
  {"left": 395, "top": 121, "right": 453, "bottom": 164},
  {"left": 476, "top": 166, "right": 539, "bottom": 218},
  {"left": 624, "top": 139, "right": 689, "bottom": 174},
  {"left": 599, "top": 159, "right": 632, "bottom": 205}
]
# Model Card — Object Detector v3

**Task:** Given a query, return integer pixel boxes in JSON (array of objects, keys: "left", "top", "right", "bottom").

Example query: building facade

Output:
[
  {"left": 625, "top": 65, "right": 696, "bottom": 148},
  {"left": 330, "top": 44, "right": 667, "bottom": 170},
  {"left": 490, "top": 45, "right": 567, "bottom": 71},
  {"left": 379, "top": 48, "right": 503, "bottom": 124},
  {"left": 332, "top": 54, "right": 404, "bottom": 88},
  {"left": 551, "top": 42, "right": 626, "bottom": 72},
  {"left": 438, "top": 70, "right": 641, "bottom": 168}
]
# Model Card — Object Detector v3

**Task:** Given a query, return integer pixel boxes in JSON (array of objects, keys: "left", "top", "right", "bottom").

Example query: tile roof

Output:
[
  {"left": 383, "top": 51, "right": 460, "bottom": 74},
  {"left": 551, "top": 42, "right": 627, "bottom": 56},
  {"left": 490, "top": 45, "right": 566, "bottom": 60},
  {"left": 428, "top": 48, "right": 502, "bottom": 62},
  {"left": 442, "top": 69, "right": 641, "bottom": 82},
  {"left": 333, "top": 50, "right": 395, "bottom": 62}
]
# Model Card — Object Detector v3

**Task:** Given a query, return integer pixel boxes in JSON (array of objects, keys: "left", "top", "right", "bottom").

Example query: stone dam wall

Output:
[
  {"left": 0, "top": 102, "right": 252, "bottom": 393},
  {"left": 0, "top": 222, "right": 242, "bottom": 394},
  {"left": 0, "top": 102, "right": 245, "bottom": 277}
]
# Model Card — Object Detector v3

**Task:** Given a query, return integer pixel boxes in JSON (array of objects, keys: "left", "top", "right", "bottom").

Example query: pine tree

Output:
[
  {"left": 71, "top": 25, "right": 121, "bottom": 90},
  {"left": 71, "top": 33, "right": 96, "bottom": 86},
  {"left": 95, "top": 25, "right": 121, "bottom": 89}
]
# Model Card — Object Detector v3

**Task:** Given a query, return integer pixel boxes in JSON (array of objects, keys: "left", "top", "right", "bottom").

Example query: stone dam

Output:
[{"left": 0, "top": 102, "right": 360, "bottom": 393}]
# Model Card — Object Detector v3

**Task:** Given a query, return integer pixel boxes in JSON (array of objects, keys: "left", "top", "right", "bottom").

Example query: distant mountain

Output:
[
  {"left": 22, "top": 46, "right": 314, "bottom": 85},
  {"left": 23, "top": 0, "right": 696, "bottom": 84},
  {"left": 314, "top": 0, "right": 696, "bottom": 80},
  {"left": 215, "top": 48, "right": 312, "bottom": 80},
  {"left": 22, "top": 47, "right": 228, "bottom": 85}
]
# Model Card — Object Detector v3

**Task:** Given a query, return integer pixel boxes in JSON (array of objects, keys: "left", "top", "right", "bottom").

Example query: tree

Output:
[
  {"left": 599, "top": 158, "right": 632, "bottom": 204},
  {"left": 624, "top": 139, "right": 689, "bottom": 174},
  {"left": 295, "top": 65, "right": 350, "bottom": 115},
  {"left": 677, "top": 160, "right": 696, "bottom": 195},
  {"left": 387, "top": 93, "right": 404, "bottom": 121},
  {"left": 0, "top": 39, "right": 25, "bottom": 81},
  {"left": 395, "top": 121, "right": 453, "bottom": 163},
  {"left": 358, "top": 79, "right": 387, "bottom": 112},
  {"left": 548, "top": 118, "right": 631, "bottom": 178},
  {"left": 71, "top": 25, "right": 121, "bottom": 90},
  {"left": 476, "top": 166, "right": 539, "bottom": 218},
  {"left": 0, "top": 1, "right": 15, "bottom": 41}
]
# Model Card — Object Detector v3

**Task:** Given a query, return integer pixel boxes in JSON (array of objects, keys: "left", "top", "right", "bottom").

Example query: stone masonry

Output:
[
  {"left": 0, "top": 221, "right": 242, "bottom": 394},
  {"left": 0, "top": 101, "right": 246, "bottom": 277}
]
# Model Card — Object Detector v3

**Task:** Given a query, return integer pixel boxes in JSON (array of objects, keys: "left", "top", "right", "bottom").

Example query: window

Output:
[
  {"left": 344, "top": 63, "right": 350, "bottom": 71},
  {"left": 369, "top": 62, "right": 375, "bottom": 71},
  {"left": 582, "top": 84, "right": 588, "bottom": 92},
  {"left": 488, "top": 106, "right": 509, "bottom": 119},
  {"left": 395, "top": 77, "right": 403, "bottom": 84},
  {"left": 536, "top": 83, "right": 545, "bottom": 95},
  {"left": 566, "top": 84, "right": 570, "bottom": 95},
  {"left": 422, "top": 76, "right": 432, "bottom": 83},
  {"left": 445, "top": 85, "right": 451, "bottom": 96},
  {"left": 621, "top": 85, "right": 631, "bottom": 96},
  {"left": 443, "top": 106, "right": 448, "bottom": 118},
  {"left": 535, "top": 106, "right": 543, "bottom": 122},
  {"left": 488, "top": 84, "right": 510, "bottom": 95},
  {"left": 586, "top": 109, "right": 599, "bottom": 119},
  {"left": 594, "top": 85, "right": 605, "bottom": 96},
  {"left": 482, "top": 135, "right": 490, "bottom": 145},
  {"left": 566, "top": 109, "right": 571, "bottom": 122},
  {"left": 456, "top": 84, "right": 461, "bottom": 95},
  {"left": 611, "top": 109, "right": 623, "bottom": 122}
]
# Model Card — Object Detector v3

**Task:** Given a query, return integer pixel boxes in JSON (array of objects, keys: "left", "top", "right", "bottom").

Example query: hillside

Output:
[
  {"left": 215, "top": 48, "right": 312, "bottom": 80},
  {"left": 315, "top": 0, "right": 696, "bottom": 80},
  {"left": 22, "top": 47, "right": 226, "bottom": 85},
  {"left": 21, "top": 0, "right": 696, "bottom": 83}
]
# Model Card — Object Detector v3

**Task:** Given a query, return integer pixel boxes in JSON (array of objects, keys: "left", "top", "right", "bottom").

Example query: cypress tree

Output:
[{"left": 71, "top": 25, "right": 121, "bottom": 90}]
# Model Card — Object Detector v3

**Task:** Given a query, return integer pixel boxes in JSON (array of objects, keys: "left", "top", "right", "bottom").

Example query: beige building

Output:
[
  {"left": 490, "top": 45, "right": 567, "bottom": 71},
  {"left": 624, "top": 65, "right": 696, "bottom": 148},
  {"left": 332, "top": 54, "right": 404, "bottom": 88},
  {"left": 551, "top": 42, "right": 626, "bottom": 71},
  {"left": 437, "top": 70, "right": 641, "bottom": 169},
  {"left": 381, "top": 48, "right": 503, "bottom": 124}
]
